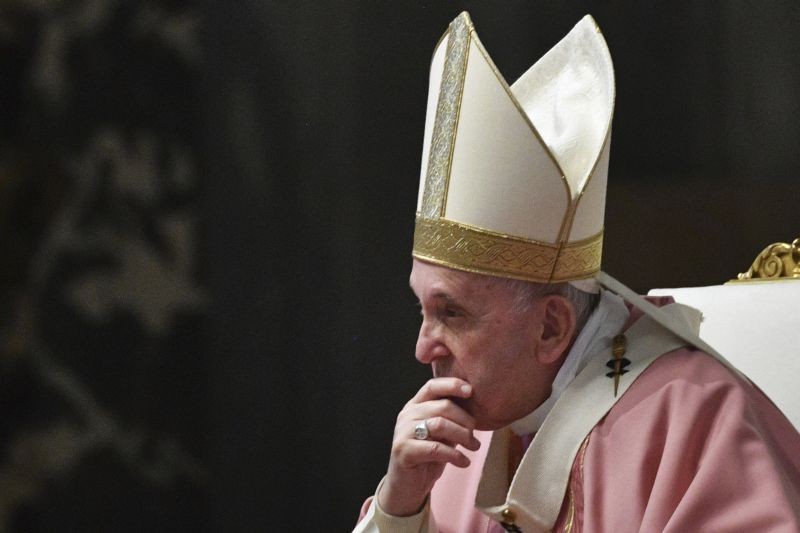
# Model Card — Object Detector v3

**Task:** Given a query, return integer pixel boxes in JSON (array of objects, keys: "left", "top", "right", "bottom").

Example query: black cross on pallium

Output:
[{"left": 500, "top": 522, "right": 522, "bottom": 533}]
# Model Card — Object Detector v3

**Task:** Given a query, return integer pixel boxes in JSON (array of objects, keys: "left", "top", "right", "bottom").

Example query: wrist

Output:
[{"left": 376, "top": 476, "right": 428, "bottom": 517}]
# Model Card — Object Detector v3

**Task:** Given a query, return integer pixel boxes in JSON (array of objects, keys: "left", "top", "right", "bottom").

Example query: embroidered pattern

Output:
[
  {"left": 414, "top": 217, "right": 602, "bottom": 282},
  {"left": 420, "top": 13, "right": 471, "bottom": 219}
]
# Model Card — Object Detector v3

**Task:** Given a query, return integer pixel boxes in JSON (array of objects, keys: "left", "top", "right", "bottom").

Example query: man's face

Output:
[{"left": 409, "top": 259, "right": 560, "bottom": 430}]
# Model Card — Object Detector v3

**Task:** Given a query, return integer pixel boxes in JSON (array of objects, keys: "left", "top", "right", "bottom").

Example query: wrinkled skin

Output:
[{"left": 378, "top": 259, "right": 576, "bottom": 516}]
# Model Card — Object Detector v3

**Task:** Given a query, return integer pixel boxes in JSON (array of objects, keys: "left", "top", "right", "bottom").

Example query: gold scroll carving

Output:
[{"left": 733, "top": 237, "right": 800, "bottom": 282}]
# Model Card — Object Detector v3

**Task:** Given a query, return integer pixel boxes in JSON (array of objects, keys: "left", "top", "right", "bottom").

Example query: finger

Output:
[
  {"left": 412, "top": 398, "right": 477, "bottom": 432},
  {"left": 395, "top": 439, "right": 471, "bottom": 469},
  {"left": 419, "top": 416, "right": 481, "bottom": 451},
  {"left": 412, "top": 378, "right": 473, "bottom": 403}
]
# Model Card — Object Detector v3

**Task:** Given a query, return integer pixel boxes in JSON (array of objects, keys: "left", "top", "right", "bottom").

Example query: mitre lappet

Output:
[{"left": 412, "top": 11, "right": 614, "bottom": 291}]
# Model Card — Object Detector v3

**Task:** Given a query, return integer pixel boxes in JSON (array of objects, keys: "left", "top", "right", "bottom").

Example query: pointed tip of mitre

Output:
[
  {"left": 565, "top": 13, "right": 614, "bottom": 79},
  {"left": 439, "top": 11, "right": 473, "bottom": 32},
  {"left": 579, "top": 13, "right": 600, "bottom": 31},
  {"left": 510, "top": 11, "right": 615, "bottom": 188},
  {"left": 575, "top": 13, "right": 615, "bottom": 127},
  {"left": 455, "top": 10, "right": 473, "bottom": 24},
  {"left": 572, "top": 14, "right": 615, "bottom": 95},
  {"left": 413, "top": 11, "right": 615, "bottom": 283}
]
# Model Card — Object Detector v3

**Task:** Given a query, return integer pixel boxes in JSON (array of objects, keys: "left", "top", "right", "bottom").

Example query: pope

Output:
[{"left": 355, "top": 11, "right": 800, "bottom": 532}]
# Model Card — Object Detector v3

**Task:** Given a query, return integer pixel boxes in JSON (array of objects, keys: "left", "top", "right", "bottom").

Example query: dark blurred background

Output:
[{"left": 1, "top": 1, "right": 798, "bottom": 531}]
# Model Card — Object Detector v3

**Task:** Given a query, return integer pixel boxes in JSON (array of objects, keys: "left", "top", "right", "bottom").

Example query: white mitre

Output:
[{"left": 413, "top": 12, "right": 614, "bottom": 288}]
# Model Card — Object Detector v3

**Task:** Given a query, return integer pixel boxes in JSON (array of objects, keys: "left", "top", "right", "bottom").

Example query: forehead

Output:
[{"left": 409, "top": 259, "right": 508, "bottom": 301}]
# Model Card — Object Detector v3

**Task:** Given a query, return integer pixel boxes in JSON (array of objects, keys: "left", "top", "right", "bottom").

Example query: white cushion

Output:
[{"left": 648, "top": 281, "right": 800, "bottom": 431}]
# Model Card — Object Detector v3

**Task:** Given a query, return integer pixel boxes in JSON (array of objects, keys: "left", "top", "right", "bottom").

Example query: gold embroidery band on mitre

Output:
[{"left": 413, "top": 216, "right": 603, "bottom": 283}]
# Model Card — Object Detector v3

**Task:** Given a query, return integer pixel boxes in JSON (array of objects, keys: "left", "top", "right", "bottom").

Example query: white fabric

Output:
[
  {"left": 648, "top": 281, "right": 800, "bottom": 431},
  {"left": 568, "top": 277, "right": 600, "bottom": 294},
  {"left": 596, "top": 272, "right": 736, "bottom": 372},
  {"left": 510, "top": 288, "right": 629, "bottom": 435},
  {"left": 511, "top": 15, "right": 614, "bottom": 209},
  {"left": 417, "top": 14, "right": 614, "bottom": 247},
  {"left": 353, "top": 477, "right": 437, "bottom": 533},
  {"left": 567, "top": 134, "right": 610, "bottom": 241},
  {"left": 444, "top": 34, "right": 567, "bottom": 242}
]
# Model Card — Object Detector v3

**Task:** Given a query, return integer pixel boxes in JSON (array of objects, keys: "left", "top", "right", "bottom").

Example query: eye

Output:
[{"left": 443, "top": 306, "right": 462, "bottom": 318}]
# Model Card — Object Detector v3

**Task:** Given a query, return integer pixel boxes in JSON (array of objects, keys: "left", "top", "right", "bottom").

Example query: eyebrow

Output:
[
  {"left": 408, "top": 285, "right": 458, "bottom": 303},
  {"left": 430, "top": 291, "right": 458, "bottom": 302},
  {"left": 417, "top": 291, "right": 461, "bottom": 307}
]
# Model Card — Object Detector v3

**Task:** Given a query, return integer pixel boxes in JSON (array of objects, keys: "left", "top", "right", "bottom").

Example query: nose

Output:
[{"left": 415, "top": 320, "right": 450, "bottom": 364}]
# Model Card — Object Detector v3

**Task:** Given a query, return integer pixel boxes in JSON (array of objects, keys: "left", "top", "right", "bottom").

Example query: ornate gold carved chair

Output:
[{"left": 648, "top": 238, "right": 800, "bottom": 431}]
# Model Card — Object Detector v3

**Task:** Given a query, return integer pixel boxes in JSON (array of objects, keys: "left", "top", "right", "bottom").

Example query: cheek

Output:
[
  {"left": 451, "top": 324, "right": 534, "bottom": 387},
  {"left": 471, "top": 338, "right": 536, "bottom": 398},
  {"left": 459, "top": 357, "right": 506, "bottom": 408}
]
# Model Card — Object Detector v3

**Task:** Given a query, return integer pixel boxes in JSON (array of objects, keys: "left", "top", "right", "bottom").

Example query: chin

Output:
[
  {"left": 469, "top": 398, "right": 529, "bottom": 431},
  {"left": 464, "top": 400, "right": 504, "bottom": 431},
  {"left": 451, "top": 394, "right": 471, "bottom": 412},
  {"left": 474, "top": 420, "right": 505, "bottom": 432}
]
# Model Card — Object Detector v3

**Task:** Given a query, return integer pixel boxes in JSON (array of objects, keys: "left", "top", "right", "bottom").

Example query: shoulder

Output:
[
  {"left": 588, "top": 345, "right": 800, "bottom": 476},
  {"left": 637, "top": 347, "right": 747, "bottom": 394},
  {"left": 602, "top": 347, "right": 773, "bottom": 434},
  {"left": 579, "top": 347, "right": 800, "bottom": 530}
]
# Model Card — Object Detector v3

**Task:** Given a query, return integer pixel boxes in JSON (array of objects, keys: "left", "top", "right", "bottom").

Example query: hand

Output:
[{"left": 377, "top": 378, "right": 481, "bottom": 517}]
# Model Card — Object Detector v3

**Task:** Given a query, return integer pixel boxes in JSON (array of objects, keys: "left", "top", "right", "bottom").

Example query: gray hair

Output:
[{"left": 499, "top": 278, "right": 599, "bottom": 333}]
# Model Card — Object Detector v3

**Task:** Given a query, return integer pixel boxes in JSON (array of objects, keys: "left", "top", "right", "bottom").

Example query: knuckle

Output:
[
  {"left": 432, "top": 399, "right": 449, "bottom": 412},
  {"left": 390, "top": 439, "right": 403, "bottom": 458},
  {"left": 392, "top": 444, "right": 415, "bottom": 468},
  {"left": 423, "top": 380, "right": 435, "bottom": 394},
  {"left": 427, "top": 441, "right": 441, "bottom": 459},
  {"left": 394, "top": 446, "right": 412, "bottom": 467},
  {"left": 428, "top": 416, "right": 445, "bottom": 433}
]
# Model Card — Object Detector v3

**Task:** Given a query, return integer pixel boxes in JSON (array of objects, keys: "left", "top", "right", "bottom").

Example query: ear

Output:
[{"left": 535, "top": 295, "right": 577, "bottom": 365}]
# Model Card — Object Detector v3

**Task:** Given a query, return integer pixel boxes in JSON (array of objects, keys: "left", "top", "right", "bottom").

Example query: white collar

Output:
[{"left": 509, "top": 288, "right": 629, "bottom": 435}]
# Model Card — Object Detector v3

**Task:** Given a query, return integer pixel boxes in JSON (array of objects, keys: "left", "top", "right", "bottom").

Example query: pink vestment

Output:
[
  {"left": 358, "top": 304, "right": 800, "bottom": 531},
  {"left": 426, "top": 348, "right": 800, "bottom": 532}
]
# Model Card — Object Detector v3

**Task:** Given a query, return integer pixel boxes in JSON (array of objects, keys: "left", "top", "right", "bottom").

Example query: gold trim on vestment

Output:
[
  {"left": 562, "top": 436, "right": 589, "bottom": 533},
  {"left": 563, "top": 475, "right": 576, "bottom": 532},
  {"left": 412, "top": 216, "right": 603, "bottom": 282}
]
